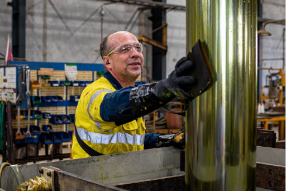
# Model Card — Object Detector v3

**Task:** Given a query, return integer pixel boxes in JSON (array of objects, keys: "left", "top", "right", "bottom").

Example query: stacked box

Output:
[
  {"left": 67, "top": 87, "right": 85, "bottom": 100},
  {"left": 94, "top": 71, "right": 104, "bottom": 80},
  {"left": 76, "top": 71, "right": 92, "bottom": 81},
  {"left": 39, "top": 86, "right": 66, "bottom": 100},
  {"left": 39, "top": 107, "right": 66, "bottom": 114},
  {"left": 12, "top": 120, "right": 37, "bottom": 129},
  {"left": 30, "top": 70, "right": 37, "bottom": 81},
  {"left": 50, "top": 71, "right": 65, "bottom": 81},
  {"left": 38, "top": 119, "right": 49, "bottom": 127},
  {"left": 50, "top": 124, "right": 66, "bottom": 132},
  {"left": 67, "top": 124, "right": 75, "bottom": 131},
  {"left": 67, "top": 106, "right": 77, "bottom": 115}
]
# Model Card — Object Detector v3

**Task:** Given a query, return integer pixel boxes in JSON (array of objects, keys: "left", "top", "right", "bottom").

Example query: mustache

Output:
[{"left": 127, "top": 59, "right": 142, "bottom": 65}]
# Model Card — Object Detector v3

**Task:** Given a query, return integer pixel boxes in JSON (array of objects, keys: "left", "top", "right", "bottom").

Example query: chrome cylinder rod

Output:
[{"left": 185, "top": 1, "right": 257, "bottom": 190}]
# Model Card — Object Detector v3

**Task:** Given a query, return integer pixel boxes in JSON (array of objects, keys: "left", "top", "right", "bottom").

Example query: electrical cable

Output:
[
  {"left": 0, "top": 162, "right": 11, "bottom": 187},
  {"left": 0, "top": 102, "right": 4, "bottom": 156},
  {"left": 7, "top": 102, "right": 14, "bottom": 164}
]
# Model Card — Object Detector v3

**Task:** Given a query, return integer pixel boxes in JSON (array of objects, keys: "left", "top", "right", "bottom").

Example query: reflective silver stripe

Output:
[
  {"left": 87, "top": 89, "right": 113, "bottom": 120},
  {"left": 95, "top": 121, "right": 112, "bottom": 133},
  {"left": 76, "top": 127, "right": 145, "bottom": 145},
  {"left": 87, "top": 89, "right": 113, "bottom": 132}
]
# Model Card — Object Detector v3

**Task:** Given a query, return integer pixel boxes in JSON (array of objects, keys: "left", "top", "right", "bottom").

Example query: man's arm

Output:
[
  {"left": 100, "top": 86, "right": 135, "bottom": 126},
  {"left": 100, "top": 57, "right": 197, "bottom": 126}
]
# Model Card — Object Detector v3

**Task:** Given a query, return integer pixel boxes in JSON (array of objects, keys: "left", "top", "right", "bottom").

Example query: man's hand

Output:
[
  {"left": 129, "top": 40, "right": 213, "bottom": 118},
  {"left": 156, "top": 126, "right": 185, "bottom": 150},
  {"left": 166, "top": 57, "right": 196, "bottom": 99},
  {"left": 129, "top": 56, "right": 196, "bottom": 118}
]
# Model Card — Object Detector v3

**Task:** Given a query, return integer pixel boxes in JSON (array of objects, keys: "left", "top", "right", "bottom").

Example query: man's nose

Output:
[{"left": 130, "top": 47, "right": 142, "bottom": 57}]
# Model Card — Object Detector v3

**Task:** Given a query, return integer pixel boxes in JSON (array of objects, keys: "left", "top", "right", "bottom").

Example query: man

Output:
[{"left": 71, "top": 31, "right": 195, "bottom": 159}]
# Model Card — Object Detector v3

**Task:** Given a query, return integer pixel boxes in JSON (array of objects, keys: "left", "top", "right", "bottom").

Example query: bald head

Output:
[{"left": 100, "top": 31, "right": 138, "bottom": 58}]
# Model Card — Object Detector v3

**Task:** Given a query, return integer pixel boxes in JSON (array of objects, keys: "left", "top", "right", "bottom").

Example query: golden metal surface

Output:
[{"left": 186, "top": 0, "right": 257, "bottom": 190}]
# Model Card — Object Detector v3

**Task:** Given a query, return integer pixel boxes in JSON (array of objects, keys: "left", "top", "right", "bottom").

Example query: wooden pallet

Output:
[{"left": 62, "top": 142, "right": 72, "bottom": 149}]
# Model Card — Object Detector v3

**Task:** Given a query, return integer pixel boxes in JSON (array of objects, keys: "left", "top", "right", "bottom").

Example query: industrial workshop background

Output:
[
  {"left": 0, "top": 0, "right": 284, "bottom": 85},
  {"left": 0, "top": 0, "right": 285, "bottom": 191},
  {"left": 0, "top": 0, "right": 284, "bottom": 92}
]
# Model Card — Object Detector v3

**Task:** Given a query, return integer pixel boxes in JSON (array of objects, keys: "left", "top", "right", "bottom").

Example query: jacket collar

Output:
[{"left": 104, "top": 71, "right": 123, "bottom": 90}]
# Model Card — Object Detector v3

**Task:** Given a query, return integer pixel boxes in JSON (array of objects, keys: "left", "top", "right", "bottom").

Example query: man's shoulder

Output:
[
  {"left": 80, "top": 78, "right": 115, "bottom": 100},
  {"left": 86, "top": 77, "right": 116, "bottom": 91}
]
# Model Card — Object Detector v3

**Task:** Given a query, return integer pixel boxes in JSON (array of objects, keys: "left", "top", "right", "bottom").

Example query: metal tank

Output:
[{"left": 185, "top": 0, "right": 257, "bottom": 190}]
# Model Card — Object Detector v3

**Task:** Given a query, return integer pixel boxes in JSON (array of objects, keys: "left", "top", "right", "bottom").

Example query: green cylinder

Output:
[{"left": 185, "top": 0, "right": 257, "bottom": 190}]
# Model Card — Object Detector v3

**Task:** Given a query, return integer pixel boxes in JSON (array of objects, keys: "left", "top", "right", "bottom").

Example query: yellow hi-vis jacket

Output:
[{"left": 71, "top": 76, "right": 146, "bottom": 159}]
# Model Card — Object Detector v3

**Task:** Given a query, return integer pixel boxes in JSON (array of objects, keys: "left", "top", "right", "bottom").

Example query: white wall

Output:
[
  {"left": 0, "top": 0, "right": 152, "bottom": 66},
  {"left": 0, "top": 0, "right": 12, "bottom": 61},
  {"left": 166, "top": 0, "right": 186, "bottom": 77}
]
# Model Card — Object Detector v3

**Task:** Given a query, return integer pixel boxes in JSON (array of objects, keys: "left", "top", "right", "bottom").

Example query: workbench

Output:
[{"left": 257, "top": 113, "right": 285, "bottom": 140}]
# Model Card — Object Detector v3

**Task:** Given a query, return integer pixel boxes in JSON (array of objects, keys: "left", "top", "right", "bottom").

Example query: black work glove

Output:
[
  {"left": 163, "top": 57, "right": 196, "bottom": 100},
  {"left": 129, "top": 57, "right": 196, "bottom": 118},
  {"left": 129, "top": 40, "right": 212, "bottom": 118}
]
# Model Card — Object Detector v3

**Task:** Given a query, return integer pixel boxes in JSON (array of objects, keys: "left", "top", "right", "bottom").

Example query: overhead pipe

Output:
[{"left": 185, "top": 1, "right": 257, "bottom": 190}]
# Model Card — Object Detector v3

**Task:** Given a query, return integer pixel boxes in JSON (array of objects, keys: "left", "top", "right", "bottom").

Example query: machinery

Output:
[
  {"left": 0, "top": 1, "right": 284, "bottom": 190},
  {"left": 0, "top": 146, "right": 284, "bottom": 191},
  {"left": 260, "top": 68, "right": 285, "bottom": 106},
  {"left": 0, "top": 64, "right": 29, "bottom": 106},
  {"left": 0, "top": 64, "right": 32, "bottom": 163}
]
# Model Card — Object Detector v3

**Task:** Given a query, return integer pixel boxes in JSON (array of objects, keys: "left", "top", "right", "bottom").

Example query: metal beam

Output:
[
  {"left": 92, "top": 1, "right": 284, "bottom": 25},
  {"left": 114, "top": 174, "right": 185, "bottom": 190},
  {"left": 257, "top": 146, "right": 285, "bottom": 166},
  {"left": 7, "top": 0, "right": 26, "bottom": 59},
  {"left": 138, "top": 34, "right": 167, "bottom": 51},
  {"left": 257, "top": 17, "right": 285, "bottom": 25},
  {"left": 51, "top": 167, "right": 126, "bottom": 191},
  {"left": 92, "top": 0, "right": 186, "bottom": 11}
]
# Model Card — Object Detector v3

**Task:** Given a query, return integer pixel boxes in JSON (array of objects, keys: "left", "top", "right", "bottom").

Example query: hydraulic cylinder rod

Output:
[{"left": 185, "top": 1, "right": 257, "bottom": 190}]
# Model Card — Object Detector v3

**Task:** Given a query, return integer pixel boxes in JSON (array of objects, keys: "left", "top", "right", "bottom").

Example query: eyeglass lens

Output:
[{"left": 118, "top": 43, "right": 143, "bottom": 53}]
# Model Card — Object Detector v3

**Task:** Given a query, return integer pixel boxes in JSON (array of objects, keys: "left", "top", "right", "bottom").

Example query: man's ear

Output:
[{"left": 103, "top": 56, "right": 112, "bottom": 70}]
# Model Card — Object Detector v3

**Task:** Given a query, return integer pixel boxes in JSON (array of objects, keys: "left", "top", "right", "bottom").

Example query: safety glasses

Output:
[{"left": 105, "top": 43, "right": 143, "bottom": 56}]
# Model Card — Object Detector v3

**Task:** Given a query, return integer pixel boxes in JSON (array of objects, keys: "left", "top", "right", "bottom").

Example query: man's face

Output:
[{"left": 104, "top": 32, "right": 144, "bottom": 83}]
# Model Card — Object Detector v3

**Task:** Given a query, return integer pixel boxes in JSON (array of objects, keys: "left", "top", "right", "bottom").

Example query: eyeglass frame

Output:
[{"left": 105, "top": 43, "right": 143, "bottom": 56}]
